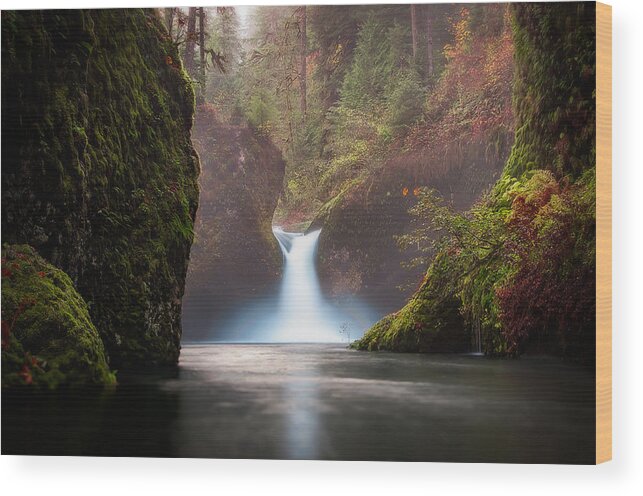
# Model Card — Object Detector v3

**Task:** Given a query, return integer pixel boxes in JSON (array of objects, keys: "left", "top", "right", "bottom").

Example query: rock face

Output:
[
  {"left": 182, "top": 105, "right": 285, "bottom": 341},
  {"left": 1, "top": 10, "right": 199, "bottom": 367},
  {"left": 2, "top": 245, "right": 115, "bottom": 387},
  {"left": 314, "top": 146, "right": 510, "bottom": 313},
  {"left": 354, "top": 251, "right": 467, "bottom": 352}
]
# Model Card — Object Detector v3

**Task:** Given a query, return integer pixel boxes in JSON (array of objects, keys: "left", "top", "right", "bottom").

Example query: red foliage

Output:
[
  {"left": 382, "top": 5, "right": 515, "bottom": 196},
  {"left": 496, "top": 177, "right": 595, "bottom": 360},
  {"left": 405, "top": 6, "right": 514, "bottom": 164},
  {"left": 19, "top": 364, "right": 33, "bottom": 385},
  {"left": 1, "top": 298, "right": 36, "bottom": 351}
]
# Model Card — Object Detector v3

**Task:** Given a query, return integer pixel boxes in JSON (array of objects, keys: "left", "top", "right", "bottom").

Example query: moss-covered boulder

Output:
[
  {"left": 1, "top": 10, "right": 199, "bottom": 367},
  {"left": 2, "top": 245, "right": 115, "bottom": 387}
]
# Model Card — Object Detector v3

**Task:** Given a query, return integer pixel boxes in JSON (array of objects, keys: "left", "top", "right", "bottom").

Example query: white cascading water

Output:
[
  {"left": 271, "top": 228, "right": 343, "bottom": 342},
  {"left": 213, "top": 227, "right": 377, "bottom": 343}
]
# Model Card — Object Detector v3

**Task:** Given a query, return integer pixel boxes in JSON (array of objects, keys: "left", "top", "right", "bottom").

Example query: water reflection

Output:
[
  {"left": 281, "top": 358, "right": 323, "bottom": 459},
  {"left": 2, "top": 344, "right": 595, "bottom": 463}
]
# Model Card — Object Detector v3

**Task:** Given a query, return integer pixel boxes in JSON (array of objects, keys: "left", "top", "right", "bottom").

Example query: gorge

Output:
[{"left": 1, "top": 3, "right": 598, "bottom": 464}]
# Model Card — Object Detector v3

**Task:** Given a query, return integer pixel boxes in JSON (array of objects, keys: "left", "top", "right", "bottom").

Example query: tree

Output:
[
  {"left": 198, "top": 7, "right": 206, "bottom": 103},
  {"left": 163, "top": 8, "right": 189, "bottom": 46},
  {"left": 164, "top": 7, "right": 174, "bottom": 36},
  {"left": 339, "top": 17, "right": 392, "bottom": 111},
  {"left": 184, "top": 7, "right": 198, "bottom": 79},
  {"left": 425, "top": 5, "right": 434, "bottom": 78},
  {"left": 204, "top": 7, "right": 241, "bottom": 116},
  {"left": 298, "top": 6, "right": 307, "bottom": 121},
  {"left": 410, "top": 5, "right": 418, "bottom": 59}
]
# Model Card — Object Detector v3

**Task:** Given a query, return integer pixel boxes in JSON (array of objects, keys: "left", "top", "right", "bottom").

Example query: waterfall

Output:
[
  {"left": 270, "top": 228, "right": 344, "bottom": 342},
  {"left": 198, "top": 227, "right": 379, "bottom": 343}
]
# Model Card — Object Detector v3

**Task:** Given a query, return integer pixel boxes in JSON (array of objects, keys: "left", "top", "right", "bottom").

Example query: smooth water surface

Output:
[{"left": 2, "top": 344, "right": 594, "bottom": 463}]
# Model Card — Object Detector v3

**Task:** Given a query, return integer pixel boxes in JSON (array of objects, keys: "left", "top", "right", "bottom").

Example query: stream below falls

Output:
[{"left": 2, "top": 344, "right": 595, "bottom": 463}]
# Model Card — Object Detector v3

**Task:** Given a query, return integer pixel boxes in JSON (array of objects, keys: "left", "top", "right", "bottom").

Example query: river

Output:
[{"left": 2, "top": 343, "right": 594, "bottom": 463}]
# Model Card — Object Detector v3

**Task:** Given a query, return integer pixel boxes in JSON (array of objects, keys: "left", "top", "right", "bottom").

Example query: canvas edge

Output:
[{"left": 596, "top": 0, "right": 612, "bottom": 465}]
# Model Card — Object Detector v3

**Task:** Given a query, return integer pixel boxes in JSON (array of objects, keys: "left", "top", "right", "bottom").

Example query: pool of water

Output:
[{"left": 2, "top": 344, "right": 595, "bottom": 463}]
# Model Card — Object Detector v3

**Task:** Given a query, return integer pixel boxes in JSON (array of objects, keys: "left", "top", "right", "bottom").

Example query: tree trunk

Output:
[
  {"left": 426, "top": 6, "right": 434, "bottom": 78},
  {"left": 299, "top": 6, "right": 307, "bottom": 121},
  {"left": 164, "top": 8, "right": 174, "bottom": 39},
  {"left": 198, "top": 7, "right": 206, "bottom": 103},
  {"left": 410, "top": 5, "right": 418, "bottom": 60},
  {"left": 184, "top": 7, "right": 197, "bottom": 79}
]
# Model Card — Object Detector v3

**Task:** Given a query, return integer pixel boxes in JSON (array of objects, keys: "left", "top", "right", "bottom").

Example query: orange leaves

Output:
[
  {"left": 17, "top": 355, "right": 44, "bottom": 385},
  {"left": 165, "top": 55, "right": 173, "bottom": 66},
  {"left": 402, "top": 186, "right": 422, "bottom": 197}
]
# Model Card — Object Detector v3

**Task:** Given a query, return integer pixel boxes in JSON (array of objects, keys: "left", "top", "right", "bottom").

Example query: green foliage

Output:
[
  {"left": 205, "top": 7, "right": 243, "bottom": 120},
  {"left": 384, "top": 70, "right": 425, "bottom": 135},
  {"left": 2, "top": 245, "right": 116, "bottom": 388},
  {"left": 356, "top": 3, "right": 597, "bottom": 360},
  {"left": 246, "top": 89, "right": 278, "bottom": 132},
  {"left": 358, "top": 166, "right": 596, "bottom": 357},
  {"left": 356, "top": 187, "right": 511, "bottom": 353},
  {"left": 341, "top": 17, "right": 395, "bottom": 112},
  {"left": 308, "top": 5, "right": 364, "bottom": 112},
  {"left": 496, "top": 169, "right": 596, "bottom": 362}
]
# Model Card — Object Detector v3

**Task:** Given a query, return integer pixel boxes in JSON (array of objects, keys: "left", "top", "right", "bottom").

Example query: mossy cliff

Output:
[
  {"left": 354, "top": 3, "right": 596, "bottom": 359},
  {"left": 182, "top": 105, "right": 285, "bottom": 338},
  {"left": 504, "top": 2, "right": 596, "bottom": 180},
  {"left": 2, "top": 245, "right": 115, "bottom": 387},
  {"left": 2, "top": 10, "right": 199, "bottom": 367}
]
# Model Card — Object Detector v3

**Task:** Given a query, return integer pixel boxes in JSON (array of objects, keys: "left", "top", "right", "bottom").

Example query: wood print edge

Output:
[{"left": 596, "top": 1, "right": 612, "bottom": 465}]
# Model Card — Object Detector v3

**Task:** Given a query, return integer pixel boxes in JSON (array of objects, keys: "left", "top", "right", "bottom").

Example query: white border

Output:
[{"left": 1, "top": 0, "right": 641, "bottom": 494}]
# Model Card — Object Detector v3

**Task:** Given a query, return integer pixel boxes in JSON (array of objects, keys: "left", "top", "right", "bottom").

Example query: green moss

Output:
[
  {"left": 307, "top": 177, "right": 360, "bottom": 232},
  {"left": 2, "top": 10, "right": 199, "bottom": 367},
  {"left": 503, "top": 2, "right": 596, "bottom": 180},
  {"left": 353, "top": 251, "right": 467, "bottom": 352},
  {"left": 2, "top": 244, "right": 115, "bottom": 388}
]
